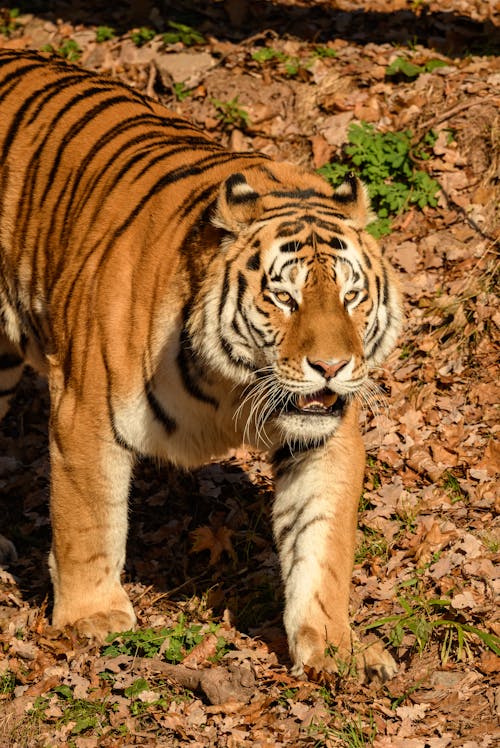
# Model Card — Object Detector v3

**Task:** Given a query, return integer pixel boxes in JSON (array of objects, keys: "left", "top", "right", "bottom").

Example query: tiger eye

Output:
[
  {"left": 344, "top": 290, "right": 358, "bottom": 303},
  {"left": 275, "top": 291, "right": 292, "bottom": 305}
]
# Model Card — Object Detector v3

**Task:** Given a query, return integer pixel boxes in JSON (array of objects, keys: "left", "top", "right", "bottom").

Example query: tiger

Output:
[{"left": 0, "top": 50, "right": 402, "bottom": 682}]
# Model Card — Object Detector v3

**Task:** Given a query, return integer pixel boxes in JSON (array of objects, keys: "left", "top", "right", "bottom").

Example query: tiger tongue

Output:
[{"left": 297, "top": 390, "right": 338, "bottom": 411}]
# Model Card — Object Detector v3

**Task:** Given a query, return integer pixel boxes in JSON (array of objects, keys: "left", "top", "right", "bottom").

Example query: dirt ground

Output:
[{"left": 0, "top": 1, "right": 499, "bottom": 746}]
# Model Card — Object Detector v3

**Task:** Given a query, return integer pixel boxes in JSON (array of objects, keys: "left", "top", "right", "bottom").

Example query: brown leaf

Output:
[
  {"left": 478, "top": 651, "right": 500, "bottom": 674},
  {"left": 310, "top": 134, "right": 332, "bottom": 169},
  {"left": 190, "top": 525, "right": 235, "bottom": 565},
  {"left": 476, "top": 440, "right": 500, "bottom": 475},
  {"left": 182, "top": 633, "right": 219, "bottom": 667}
]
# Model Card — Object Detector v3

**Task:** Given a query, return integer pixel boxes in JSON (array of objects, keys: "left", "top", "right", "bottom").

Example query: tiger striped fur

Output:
[{"left": 0, "top": 51, "right": 402, "bottom": 681}]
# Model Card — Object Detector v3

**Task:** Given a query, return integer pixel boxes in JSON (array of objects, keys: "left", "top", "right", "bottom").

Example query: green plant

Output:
[
  {"left": 172, "top": 81, "right": 193, "bottom": 102},
  {"left": 366, "top": 593, "right": 500, "bottom": 662},
  {"left": 251, "top": 47, "right": 285, "bottom": 64},
  {"left": 130, "top": 27, "right": 155, "bottom": 47},
  {"left": 251, "top": 46, "right": 311, "bottom": 78},
  {"left": 442, "top": 471, "right": 467, "bottom": 504},
  {"left": 30, "top": 685, "right": 109, "bottom": 736},
  {"left": 211, "top": 96, "right": 250, "bottom": 129},
  {"left": 0, "top": 670, "right": 16, "bottom": 695},
  {"left": 41, "top": 39, "right": 82, "bottom": 62},
  {"left": 163, "top": 20, "right": 205, "bottom": 46},
  {"left": 319, "top": 121, "right": 440, "bottom": 237},
  {"left": 386, "top": 55, "right": 448, "bottom": 79},
  {"left": 311, "top": 45, "right": 337, "bottom": 59},
  {"left": 0, "top": 7, "right": 19, "bottom": 37},
  {"left": 102, "top": 616, "right": 220, "bottom": 663},
  {"left": 355, "top": 526, "right": 389, "bottom": 565},
  {"left": 95, "top": 25, "right": 115, "bottom": 43},
  {"left": 310, "top": 713, "right": 377, "bottom": 747}
]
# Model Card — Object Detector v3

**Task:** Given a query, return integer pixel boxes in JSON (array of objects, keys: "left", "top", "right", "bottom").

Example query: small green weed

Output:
[
  {"left": 0, "top": 6, "right": 19, "bottom": 37},
  {"left": 163, "top": 20, "right": 205, "bottom": 46},
  {"left": 251, "top": 46, "right": 312, "bottom": 78},
  {"left": 309, "top": 713, "right": 377, "bottom": 747},
  {"left": 30, "top": 685, "right": 109, "bottom": 736},
  {"left": 366, "top": 593, "right": 500, "bottom": 662},
  {"left": 319, "top": 121, "right": 440, "bottom": 237},
  {"left": 212, "top": 96, "right": 250, "bottom": 129},
  {"left": 130, "top": 27, "right": 155, "bottom": 47},
  {"left": 324, "top": 643, "right": 358, "bottom": 679},
  {"left": 172, "top": 81, "right": 193, "bottom": 102},
  {"left": 41, "top": 39, "right": 82, "bottom": 62},
  {"left": 355, "top": 526, "right": 389, "bottom": 566},
  {"left": 311, "top": 45, "right": 337, "bottom": 59},
  {"left": 252, "top": 47, "right": 286, "bottom": 64},
  {"left": 481, "top": 533, "right": 499, "bottom": 553},
  {"left": 0, "top": 670, "right": 16, "bottom": 695},
  {"left": 442, "top": 471, "right": 468, "bottom": 504},
  {"left": 102, "top": 615, "right": 221, "bottom": 663},
  {"left": 95, "top": 25, "right": 115, "bottom": 43},
  {"left": 386, "top": 55, "right": 448, "bottom": 79}
]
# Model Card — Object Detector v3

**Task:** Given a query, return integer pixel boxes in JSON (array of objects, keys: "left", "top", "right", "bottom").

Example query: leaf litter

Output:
[{"left": 0, "top": 0, "right": 499, "bottom": 746}]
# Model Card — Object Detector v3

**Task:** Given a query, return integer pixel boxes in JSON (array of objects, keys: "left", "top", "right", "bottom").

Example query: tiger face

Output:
[{"left": 198, "top": 170, "right": 401, "bottom": 447}]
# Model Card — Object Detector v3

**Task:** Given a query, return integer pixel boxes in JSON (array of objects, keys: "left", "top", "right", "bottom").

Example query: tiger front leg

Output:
[
  {"left": 272, "top": 407, "right": 397, "bottom": 683},
  {"left": 48, "top": 374, "right": 136, "bottom": 641}
]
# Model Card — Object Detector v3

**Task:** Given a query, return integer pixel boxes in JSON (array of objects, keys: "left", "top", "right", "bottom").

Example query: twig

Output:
[{"left": 416, "top": 97, "right": 498, "bottom": 137}]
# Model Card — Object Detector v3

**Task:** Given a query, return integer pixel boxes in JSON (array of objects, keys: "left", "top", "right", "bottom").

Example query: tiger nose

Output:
[{"left": 307, "top": 358, "right": 349, "bottom": 379}]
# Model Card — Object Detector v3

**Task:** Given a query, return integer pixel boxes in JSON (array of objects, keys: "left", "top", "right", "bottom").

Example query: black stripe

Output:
[
  {"left": 145, "top": 379, "right": 177, "bottom": 435},
  {"left": 0, "top": 353, "right": 23, "bottom": 368},
  {"left": 176, "top": 306, "right": 219, "bottom": 409},
  {"left": 246, "top": 251, "right": 260, "bottom": 271},
  {"left": 0, "top": 385, "right": 17, "bottom": 396}
]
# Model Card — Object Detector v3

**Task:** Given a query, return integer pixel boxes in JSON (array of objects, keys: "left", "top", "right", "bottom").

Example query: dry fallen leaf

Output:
[{"left": 190, "top": 525, "right": 235, "bottom": 565}]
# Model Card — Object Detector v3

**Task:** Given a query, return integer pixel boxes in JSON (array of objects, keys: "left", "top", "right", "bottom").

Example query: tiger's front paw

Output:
[
  {"left": 291, "top": 625, "right": 397, "bottom": 684},
  {"left": 52, "top": 586, "right": 136, "bottom": 642},
  {"left": 73, "top": 609, "right": 136, "bottom": 643}
]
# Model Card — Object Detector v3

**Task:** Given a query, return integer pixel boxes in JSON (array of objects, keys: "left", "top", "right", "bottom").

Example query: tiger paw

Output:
[
  {"left": 73, "top": 609, "right": 137, "bottom": 643},
  {"left": 356, "top": 637, "right": 398, "bottom": 684},
  {"left": 290, "top": 626, "right": 396, "bottom": 685}
]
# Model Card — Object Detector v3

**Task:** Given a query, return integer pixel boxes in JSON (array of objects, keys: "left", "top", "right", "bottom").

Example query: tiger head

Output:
[{"left": 196, "top": 166, "right": 402, "bottom": 445}]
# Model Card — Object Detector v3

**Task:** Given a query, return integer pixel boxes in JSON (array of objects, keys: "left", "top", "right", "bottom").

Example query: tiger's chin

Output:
[{"left": 272, "top": 391, "right": 347, "bottom": 444}]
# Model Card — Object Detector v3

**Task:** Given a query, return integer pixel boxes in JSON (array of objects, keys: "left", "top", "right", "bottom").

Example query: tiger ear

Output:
[
  {"left": 333, "top": 173, "right": 374, "bottom": 228},
  {"left": 212, "top": 173, "right": 262, "bottom": 232}
]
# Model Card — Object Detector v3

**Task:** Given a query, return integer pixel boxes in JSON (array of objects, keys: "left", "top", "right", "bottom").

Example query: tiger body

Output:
[{"left": 0, "top": 51, "right": 401, "bottom": 680}]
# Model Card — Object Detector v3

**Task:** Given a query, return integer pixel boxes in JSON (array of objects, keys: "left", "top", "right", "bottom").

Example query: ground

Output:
[{"left": 0, "top": 1, "right": 499, "bottom": 746}]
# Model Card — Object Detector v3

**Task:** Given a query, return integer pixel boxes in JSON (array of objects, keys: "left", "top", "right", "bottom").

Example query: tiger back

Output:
[{"left": 0, "top": 50, "right": 402, "bottom": 682}]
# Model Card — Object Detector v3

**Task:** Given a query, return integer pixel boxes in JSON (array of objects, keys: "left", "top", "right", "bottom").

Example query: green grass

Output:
[
  {"left": 41, "top": 39, "right": 82, "bottom": 62},
  {"left": 442, "top": 471, "right": 468, "bottom": 504},
  {"left": 0, "top": 670, "right": 16, "bottom": 696},
  {"left": 95, "top": 25, "right": 115, "bottom": 43},
  {"left": 310, "top": 713, "right": 377, "bottom": 747},
  {"left": 319, "top": 121, "right": 440, "bottom": 237},
  {"left": 365, "top": 592, "right": 500, "bottom": 663},
  {"left": 163, "top": 21, "right": 205, "bottom": 46},
  {"left": 101, "top": 615, "right": 224, "bottom": 663},
  {"left": 252, "top": 44, "right": 335, "bottom": 78},
  {"left": 386, "top": 56, "right": 448, "bottom": 79},
  {"left": 211, "top": 96, "right": 250, "bottom": 129},
  {"left": 0, "top": 7, "right": 19, "bottom": 37},
  {"left": 355, "top": 526, "right": 389, "bottom": 566},
  {"left": 30, "top": 685, "right": 109, "bottom": 737},
  {"left": 172, "top": 81, "right": 193, "bottom": 102},
  {"left": 130, "top": 27, "right": 155, "bottom": 47}
]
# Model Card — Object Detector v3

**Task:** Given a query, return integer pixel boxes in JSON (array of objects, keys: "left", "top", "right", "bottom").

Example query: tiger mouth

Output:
[{"left": 285, "top": 389, "right": 346, "bottom": 416}]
